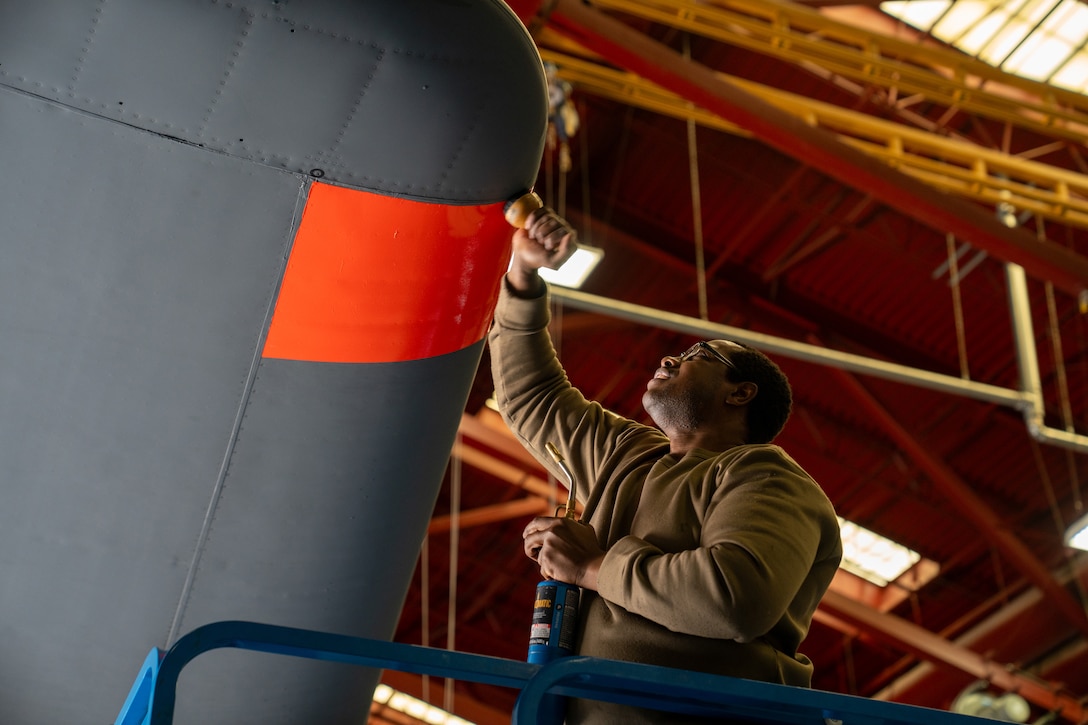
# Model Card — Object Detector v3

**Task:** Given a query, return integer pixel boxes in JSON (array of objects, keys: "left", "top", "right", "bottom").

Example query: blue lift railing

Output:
[{"left": 115, "top": 620, "right": 996, "bottom": 725}]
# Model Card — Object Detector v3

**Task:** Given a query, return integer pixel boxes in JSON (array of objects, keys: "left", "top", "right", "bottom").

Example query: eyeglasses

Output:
[{"left": 676, "top": 341, "right": 737, "bottom": 370}]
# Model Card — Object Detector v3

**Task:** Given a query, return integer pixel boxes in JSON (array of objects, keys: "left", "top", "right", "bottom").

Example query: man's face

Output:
[{"left": 642, "top": 340, "right": 739, "bottom": 431}]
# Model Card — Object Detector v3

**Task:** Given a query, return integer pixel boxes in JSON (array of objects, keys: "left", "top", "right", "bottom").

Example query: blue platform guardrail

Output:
[{"left": 114, "top": 620, "right": 997, "bottom": 725}]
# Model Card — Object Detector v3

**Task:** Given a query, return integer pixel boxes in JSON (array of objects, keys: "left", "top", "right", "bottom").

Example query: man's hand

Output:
[
  {"left": 507, "top": 208, "right": 577, "bottom": 295},
  {"left": 523, "top": 516, "right": 603, "bottom": 591}
]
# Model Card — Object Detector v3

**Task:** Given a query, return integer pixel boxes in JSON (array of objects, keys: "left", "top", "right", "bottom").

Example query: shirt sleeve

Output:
[
  {"left": 595, "top": 446, "right": 839, "bottom": 641},
  {"left": 488, "top": 279, "right": 641, "bottom": 503}
]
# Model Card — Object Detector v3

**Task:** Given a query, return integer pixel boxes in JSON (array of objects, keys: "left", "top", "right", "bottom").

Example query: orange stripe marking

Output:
[{"left": 263, "top": 182, "right": 512, "bottom": 363}]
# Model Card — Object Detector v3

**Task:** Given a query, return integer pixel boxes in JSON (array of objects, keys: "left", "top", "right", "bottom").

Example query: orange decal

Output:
[{"left": 263, "top": 182, "right": 513, "bottom": 363}]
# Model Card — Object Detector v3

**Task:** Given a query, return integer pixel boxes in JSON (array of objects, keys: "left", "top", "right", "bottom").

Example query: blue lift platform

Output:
[{"left": 115, "top": 620, "right": 998, "bottom": 725}]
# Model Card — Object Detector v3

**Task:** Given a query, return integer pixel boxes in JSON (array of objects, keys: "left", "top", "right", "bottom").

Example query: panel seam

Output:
[{"left": 164, "top": 176, "right": 311, "bottom": 646}]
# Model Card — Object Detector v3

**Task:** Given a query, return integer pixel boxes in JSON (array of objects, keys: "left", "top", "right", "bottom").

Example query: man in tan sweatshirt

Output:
[{"left": 490, "top": 208, "right": 842, "bottom": 723}]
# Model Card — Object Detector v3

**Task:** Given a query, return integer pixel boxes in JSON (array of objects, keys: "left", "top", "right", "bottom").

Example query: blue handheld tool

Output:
[{"left": 527, "top": 443, "right": 581, "bottom": 666}]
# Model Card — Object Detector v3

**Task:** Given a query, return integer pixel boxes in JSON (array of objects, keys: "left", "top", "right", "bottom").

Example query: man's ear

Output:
[{"left": 727, "top": 381, "right": 758, "bottom": 406}]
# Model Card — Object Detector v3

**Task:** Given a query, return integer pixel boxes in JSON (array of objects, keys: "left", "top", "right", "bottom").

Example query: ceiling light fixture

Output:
[
  {"left": 996, "top": 201, "right": 1019, "bottom": 228},
  {"left": 950, "top": 681, "right": 1031, "bottom": 722},
  {"left": 1064, "top": 511, "right": 1088, "bottom": 551},
  {"left": 537, "top": 244, "right": 605, "bottom": 289},
  {"left": 372, "top": 684, "right": 475, "bottom": 725}
]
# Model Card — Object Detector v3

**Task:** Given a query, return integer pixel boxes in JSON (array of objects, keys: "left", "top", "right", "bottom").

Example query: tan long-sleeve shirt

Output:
[{"left": 489, "top": 281, "right": 842, "bottom": 723}]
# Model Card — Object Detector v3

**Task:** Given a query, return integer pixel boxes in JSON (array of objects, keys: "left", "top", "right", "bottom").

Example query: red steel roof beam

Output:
[
  {"left": 825, "top": 360, "right": 1088, "bottom": 641},
  {"left": 545, "top": 0, "right": 1088, "bottom": 299},
  {"left": 821, "top": 591, "right": 1087, "bottom": 723}
]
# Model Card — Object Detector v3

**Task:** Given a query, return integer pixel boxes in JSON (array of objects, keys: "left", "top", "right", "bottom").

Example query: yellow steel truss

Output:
[
  {"left": 539, "top": 47, "right": 1088, "bottom": 230},
  {"left": 588, "top": 0, "right": 1088, "bottom": 143}
]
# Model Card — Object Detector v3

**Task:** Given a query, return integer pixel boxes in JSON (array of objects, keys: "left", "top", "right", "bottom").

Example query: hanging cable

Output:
[
  {"left": 1030, "top": 436, "right": 1069, "bottom": 551},
  {"left": 545, "top": 62, "right": 578, "bottom": 218},
  {"left": 1028, "top": 431, "right": 1088, "bottom": 613},
  {"left": 683, "top": 34, "right": 709, "bottom": 321},
  {"left": 1041, "top": 250, "right": 1083, "bottom": 529},
  {"left": 1044, "top": 282, "right": 1075, "bottom": 432},
  {"left": 1038, "top": 219, "right": 1075, "bottom": 434},
  {"left": 444, "top": 435, "right": 462, "bottom": 713},
  {"left": 1036, "top": 217, "right": 1083, "bottom": 518},
  {"left": 945, "top": 233, "right": 970, "bottom": 380},
  {"left": 580, "top": 99, "right": 592, "bottom": 240},
  {"left": 989, "top": 547, "right": 1009, "bottom": 606},
  {"left": 842, "top": 632, "right": 857, "bottom": 695},
  {"left": 542, "top": 133, "right": 554, "bottom": 214},
  {"left": 558, "top": 160, "right": 568, "bottom": 219},
  {"left": 421, "top": 535, "right": 430, "bottom": 703}
]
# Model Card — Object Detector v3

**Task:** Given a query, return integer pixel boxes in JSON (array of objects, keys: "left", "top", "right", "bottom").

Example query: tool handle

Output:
[
  {"left": 504, "top": 191, "right": 543, "bottom": 228},
  {"left": 545, "top": 441, "right": 578, "bottom": 519}
]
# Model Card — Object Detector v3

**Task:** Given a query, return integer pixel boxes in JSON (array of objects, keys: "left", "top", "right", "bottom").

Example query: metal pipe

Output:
[
  {"left": 552, "top": 282, "right": 1088, "bottom": 454},
  {"left": 1007, "top": 263, "right": 1046, "bottom": 431},
  {"left": 546, "top": 441, "right": 578, "bottom": 518},
  {"left": 1003, "top": 263, "right": 1088, "bottom": 454},
  {"left": 550, "top": 287, "right": 1030, "bottom": 409}
]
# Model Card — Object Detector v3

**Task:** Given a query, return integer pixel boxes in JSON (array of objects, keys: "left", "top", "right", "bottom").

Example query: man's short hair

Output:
[{"left": 722, "top": 342, "right": 793, "bottom": 444}]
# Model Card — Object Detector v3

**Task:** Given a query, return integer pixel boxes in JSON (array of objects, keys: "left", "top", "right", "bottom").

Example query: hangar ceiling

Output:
[{"left": 388, "top": 1, "right": 1088, "bottom": 723}]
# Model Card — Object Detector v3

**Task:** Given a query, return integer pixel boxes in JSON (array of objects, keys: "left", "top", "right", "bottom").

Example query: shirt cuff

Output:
[{"left": 497, "top": 277, "right": 552, "bottom": 331}]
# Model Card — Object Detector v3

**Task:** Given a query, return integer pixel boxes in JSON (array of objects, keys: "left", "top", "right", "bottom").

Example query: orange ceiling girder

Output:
[
  {"left": 820, "top": 590, "right": 1088, "bottom": 723},
  {"left": 428, "top": 497, "right": 552, "bottom": 535},
  {"left": 826, "top": 361, "right": 1088, "bottom": 642}
]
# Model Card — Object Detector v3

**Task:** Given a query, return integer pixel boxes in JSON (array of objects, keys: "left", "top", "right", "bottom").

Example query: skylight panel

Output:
[
  {"left": 1005, "top": 34, "right": 1072, "bottom": 79},
  {"left": 881, "top": 0, "right": 1088, "bottom": 95},
  {"left": 1054, "top": 1, "right": 1088, "bottom": 44},
  {"left": 1051, "top": 53, "right": 1088, "bottom": 92},
  {"left": 932, "top": 1, "right": 993, "bottom": 42},
  {"left": 838, "top": 517, "right": 922, "bottom": 587},
  {"left": 958, "top": 11, "right": 1018, "bottom": 57},
  {"left": 882, "top": 0, "right": 949, "bottom": 29}
]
